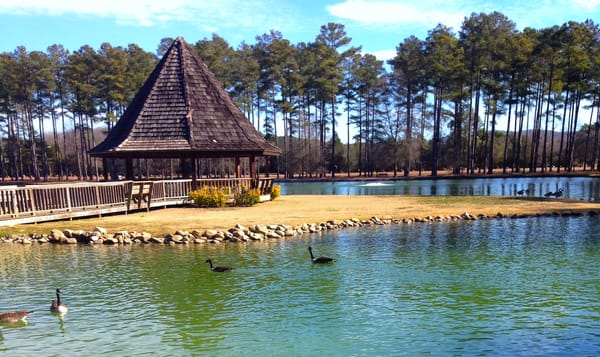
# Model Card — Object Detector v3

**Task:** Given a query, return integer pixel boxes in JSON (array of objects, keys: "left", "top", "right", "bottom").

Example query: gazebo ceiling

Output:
[{"left": 89, "top": 36, "right": 280, "bottom": 159}]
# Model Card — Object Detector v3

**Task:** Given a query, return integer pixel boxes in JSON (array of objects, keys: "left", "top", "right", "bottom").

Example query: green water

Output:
[{"left": 1, "top": 216, "right": 599, "bottom": 356}]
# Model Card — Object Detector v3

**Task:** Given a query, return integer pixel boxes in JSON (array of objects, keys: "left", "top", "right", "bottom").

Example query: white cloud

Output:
[
  {"left": 0, "top": 0, "right": 294, "bottom": 30},
  {"left": 327, "top": 0, "right": 467, "bottom": 30},
  {"left": 0, "top": 0, "right": 197, "bottom": 26},
  {"left": 327, "top": 0, "right": 600, "bottom": 35},
  {"left": 366, "top": 49, "right": 396, "bottom": 61},
  {"left": 203, "top": 25, "right": 219, "bottom": 33},
  {"left": 567, "top": 0, "right": 600, "bottom": 10}
]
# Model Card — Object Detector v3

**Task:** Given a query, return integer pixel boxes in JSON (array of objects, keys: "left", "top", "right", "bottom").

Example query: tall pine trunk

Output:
[{"left": 431, "top": 88, "right": 442, "bottom": 176}]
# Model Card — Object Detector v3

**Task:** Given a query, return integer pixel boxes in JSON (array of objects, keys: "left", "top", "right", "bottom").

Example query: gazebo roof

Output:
[{"left": 89, "top": 36, "right": 280, "bottom": 159}]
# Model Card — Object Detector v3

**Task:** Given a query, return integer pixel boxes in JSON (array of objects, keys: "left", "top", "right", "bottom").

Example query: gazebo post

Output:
[
  {"left": 126, "top": 158, "right": 133, "bottom": 180},
  {"left": 264, "top": 156, "right": 270, "bottom": 178},
  {"left": 235, "top": 157, "right": 241, "bottom": 178},
  {"left": 250, "top": 155, "right": 257, "bottom": 189},
  {"left": 102, "top": 158, "right": 109, "bottom": 181},
  {"left": 250, "top": 155, "right": 257, "bottom": 179},
  {"left": 191, "top": 157, "right": 198, "bottom": 191}
]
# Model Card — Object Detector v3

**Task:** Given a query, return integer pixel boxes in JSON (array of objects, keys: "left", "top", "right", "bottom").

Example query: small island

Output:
[{"left": 1, "top": 195, "right": 598, "bottom": 245}]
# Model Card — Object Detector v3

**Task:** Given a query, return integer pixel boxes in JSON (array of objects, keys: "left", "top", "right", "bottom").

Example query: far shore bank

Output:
[{"left": 271, "top": 168, "right": 600, "bottom": 182}]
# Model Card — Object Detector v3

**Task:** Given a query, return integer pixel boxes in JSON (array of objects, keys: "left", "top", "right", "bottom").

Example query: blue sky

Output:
[{"left": 1, "top": 0, "right": 599, "bottom": 61}]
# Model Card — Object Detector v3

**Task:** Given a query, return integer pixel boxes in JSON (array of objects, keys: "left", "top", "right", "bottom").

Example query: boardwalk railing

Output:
[{"left": 0, "top": 178, "right": 274, "bottom": 226}]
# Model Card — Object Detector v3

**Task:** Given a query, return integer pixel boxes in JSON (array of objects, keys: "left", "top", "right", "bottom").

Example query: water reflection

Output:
[
  {"left": 0, "top": 321, "right": 28, "bottom": 329},
  {"left": 53, "top": 313, "right": 66, "bottom": 335},
  {"left": 278, "top": 176, "right": 600, "bottom": 200}
]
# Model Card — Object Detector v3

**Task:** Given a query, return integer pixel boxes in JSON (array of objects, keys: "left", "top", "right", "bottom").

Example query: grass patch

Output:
[{"left": 0, "top": 195, "right": 597, "bottom": 238}]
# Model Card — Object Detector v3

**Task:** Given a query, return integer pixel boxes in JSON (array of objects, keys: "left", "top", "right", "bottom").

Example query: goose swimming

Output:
[
  {"left": 50, "top": 288, "right": 68, "bottom": 314},
  {"left": 0, "top": 310, "right": 32, "bottom": 323},
  {"left": 308, "top": 246, "right": 335, "bottom": 264},
  {"left": 205, "top": 259, "right": 232, "bottom": 272}
]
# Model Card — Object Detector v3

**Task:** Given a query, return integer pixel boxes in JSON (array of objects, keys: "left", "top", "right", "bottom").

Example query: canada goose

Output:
[
  {"left": 308, "top": 246, "right": 335, "bottom": 264},
  {"left": 555, "top": 188, "right": 564, "bottom": 198},
  {"left": 544, "top": 190, "right": 555, "bottom": 197},
  {"left": 50, "top": 289, "right": 68, "bottom": 314},
  {"left": 205, "top": 259, "right": 232, "bottom": 272},
  {"left": 0, "top": 310, "right": 32, "bottom": 323}
]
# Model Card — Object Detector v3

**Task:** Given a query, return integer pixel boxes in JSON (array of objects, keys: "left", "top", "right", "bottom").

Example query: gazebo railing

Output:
[{"left": 0, "top": 178, "right": 274, "bottom": 226}]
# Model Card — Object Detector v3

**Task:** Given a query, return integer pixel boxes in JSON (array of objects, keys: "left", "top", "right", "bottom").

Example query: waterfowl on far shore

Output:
[
  {"left": 50, "top": 288, "right": 68, "bottom": 314},
  {"left": 544, "top": 187, "right": 564, "bottom": 198},
  {"left": 205, "top": 259, "right": 232, "bottom": 272},
  {"left": 554, "top": 188, "right": 564, "bottom": 198},
  {"left": 308, "top": 246, "right": 335, "bottom": 264},
  {"left": 0, "top": 310, "right": 33, "bottom": 323}
]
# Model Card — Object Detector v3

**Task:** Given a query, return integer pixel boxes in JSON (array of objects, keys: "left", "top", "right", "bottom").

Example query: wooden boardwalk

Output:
[{"left": 0, "top": 178, "right": 273, "bottom": 226}]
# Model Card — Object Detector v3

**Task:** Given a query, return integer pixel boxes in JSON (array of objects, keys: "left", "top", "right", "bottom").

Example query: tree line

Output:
[
  {"left": 0, "top": 42, "right": 157, "bottom": 180},
  {"left": 0, "top": 11, "right": 599, "bottom": 181}
]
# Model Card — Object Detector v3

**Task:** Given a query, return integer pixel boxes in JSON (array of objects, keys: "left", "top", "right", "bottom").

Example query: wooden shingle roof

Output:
[{"left": 89, "top": 36, "right": 280, "bottom": 158}]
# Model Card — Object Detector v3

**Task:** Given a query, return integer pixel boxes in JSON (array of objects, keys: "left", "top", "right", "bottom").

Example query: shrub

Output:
[
  {"left": 234, "top": 187, "right": 261, "bottom": 207},
  {"left": 271, "top": 184, "right": 281, "bottom": 200},
  {"left": 188, "top": 186, "right": 228, "bottom": 207}
]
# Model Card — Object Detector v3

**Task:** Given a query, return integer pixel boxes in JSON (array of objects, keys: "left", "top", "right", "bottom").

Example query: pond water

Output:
[
  {"left": 1, "top": 216, "right": 599, "bottom": 356},
  {"left": 277, "top": 176, "right": 600, "bottom": 200}
]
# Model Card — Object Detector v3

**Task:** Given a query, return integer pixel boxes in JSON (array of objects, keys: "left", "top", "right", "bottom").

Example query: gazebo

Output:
[{"left": 89, "top": 36, "right": 280, "bottom": 188}]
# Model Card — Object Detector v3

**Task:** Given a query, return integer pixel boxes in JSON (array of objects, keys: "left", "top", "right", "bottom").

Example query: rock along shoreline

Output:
[{"left": 2, "top": 209, "right": 599, "bottom": 246}]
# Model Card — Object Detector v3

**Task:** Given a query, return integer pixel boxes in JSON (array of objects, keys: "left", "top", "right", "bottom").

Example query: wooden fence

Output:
[{"left": 0, "top": 178, "right": 274, "bottom": 226}]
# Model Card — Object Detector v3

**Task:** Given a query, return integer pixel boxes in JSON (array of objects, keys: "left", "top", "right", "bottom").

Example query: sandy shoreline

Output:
[{"left": 0, "top": 195, "right": 598, "bottom": 238}]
